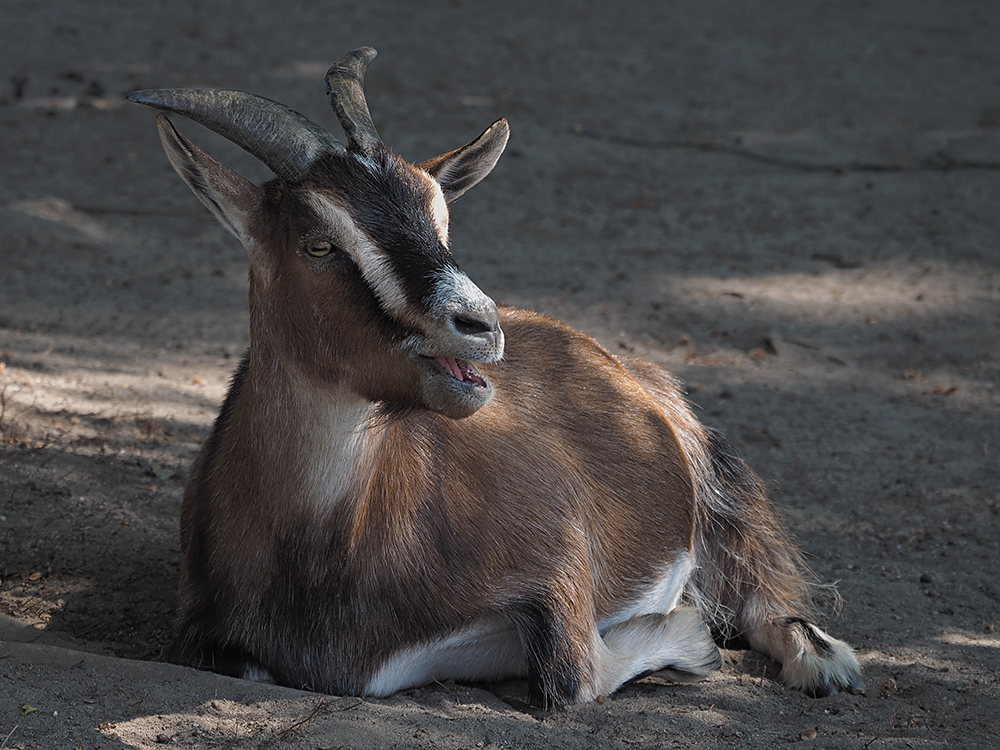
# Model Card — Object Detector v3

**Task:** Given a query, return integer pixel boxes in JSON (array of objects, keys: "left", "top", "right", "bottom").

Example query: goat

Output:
[{"left": 127, "top": 47, "right": 863, "bottom": 706}]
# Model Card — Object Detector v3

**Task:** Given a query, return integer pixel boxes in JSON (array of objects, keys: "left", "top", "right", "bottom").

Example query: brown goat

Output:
[{"left": 128, "top": 47, "right": 863, "bottom": 706}]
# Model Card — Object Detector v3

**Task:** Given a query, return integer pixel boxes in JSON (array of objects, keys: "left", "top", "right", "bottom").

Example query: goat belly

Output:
[{"left": 363, "top": 619, "right": 526, "bottom": 697}]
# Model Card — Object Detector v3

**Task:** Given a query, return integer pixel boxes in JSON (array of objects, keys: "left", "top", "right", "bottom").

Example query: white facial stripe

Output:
[
  {"left": 421, "top": 172, "right": 450, "bottom": 246},
  {"left": 306, "top": 193, "right": 411, "bottom": 319}
]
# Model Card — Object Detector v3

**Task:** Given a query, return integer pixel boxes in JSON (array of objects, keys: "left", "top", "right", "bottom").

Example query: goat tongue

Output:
[
  {"left": 436, "top": 356, "right": 465, "bottom": 381},
  {"left": 435, "top": 356, "right": 488, "bottom": 387}
]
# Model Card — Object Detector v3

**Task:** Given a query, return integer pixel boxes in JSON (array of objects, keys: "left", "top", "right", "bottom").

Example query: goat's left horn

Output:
[
  {"left": 126, "top": 88, "right": 344, "bottom": 182},
  {"left": 325, "top": 47, "right": 382, "bottom": 153}
]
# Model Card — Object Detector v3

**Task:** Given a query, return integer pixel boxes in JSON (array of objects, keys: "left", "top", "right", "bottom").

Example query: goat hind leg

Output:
[
  {"left": 589, "top": 606, "right": 722, "bottom": 700},
  {"left": 744, "top": 614, "right": 863, "bottom": 697}
]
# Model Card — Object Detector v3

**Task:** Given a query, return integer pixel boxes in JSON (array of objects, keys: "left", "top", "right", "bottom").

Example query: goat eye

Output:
[{"left": 305, "top": 242, "right": 335, "bottom": 258}]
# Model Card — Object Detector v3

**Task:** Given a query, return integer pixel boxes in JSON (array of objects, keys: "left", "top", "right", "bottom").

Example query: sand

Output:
[{"left": 1, "top": 1, "right": 998, "bottom": 747}]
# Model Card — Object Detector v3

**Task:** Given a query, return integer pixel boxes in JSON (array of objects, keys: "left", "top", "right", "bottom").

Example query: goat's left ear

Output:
[
  {"left": 418, "top": 118, "right": 509, "bottom": 203},
  {"left": 154, "top": 113, "right": 262, "bottom": 246}
]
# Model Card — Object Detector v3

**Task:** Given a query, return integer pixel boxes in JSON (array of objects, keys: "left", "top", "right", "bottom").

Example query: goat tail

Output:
[
  {"left": 687, "top": 428, "right": 863, "bottom": 696},
  {"left": 687, "top": 428, "right": 814, "bottom": 644}
]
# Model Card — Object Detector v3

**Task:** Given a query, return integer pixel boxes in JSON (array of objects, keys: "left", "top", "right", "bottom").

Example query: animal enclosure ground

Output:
[{"left": 1, "top": 1, "right": 998, "bottom": 748}]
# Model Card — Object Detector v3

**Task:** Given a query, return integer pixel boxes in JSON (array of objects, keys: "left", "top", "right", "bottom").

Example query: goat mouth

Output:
[{"left": 433, "top": 356, "right": 488, "bottom": 388}]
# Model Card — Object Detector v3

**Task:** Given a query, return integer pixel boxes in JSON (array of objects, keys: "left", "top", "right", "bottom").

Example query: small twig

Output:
[
  {"left": 783, "top": 337, "right": 820, "bottom": 351},
  {"left": 273, "top": 697, "right": 328, "bottom": 739},
  {"left": 0, "top": 392, "right": 7, "bottom": 439},
  {"left": 1, "top": 723, "right": 19, "bottom": 750},
  {"left": 75, "top": 617, "right": 112, "bottom": 637},
  {"left": 0, "top": 385, "right": 15, "bottom": 439}
]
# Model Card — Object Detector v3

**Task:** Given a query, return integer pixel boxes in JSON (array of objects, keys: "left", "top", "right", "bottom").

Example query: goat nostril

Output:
[{"left": 452, "top": 314, "right": 495, "bottom": 337}]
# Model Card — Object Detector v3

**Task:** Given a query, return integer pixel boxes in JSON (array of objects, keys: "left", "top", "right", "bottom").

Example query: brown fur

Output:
[{"left": 176, "top": 311, "right": 698, "bottom": 696}]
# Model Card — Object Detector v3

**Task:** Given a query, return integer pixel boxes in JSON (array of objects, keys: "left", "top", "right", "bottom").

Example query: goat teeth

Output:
[{"left": 458, "top": 361, "right": 487, "bottom": 387}]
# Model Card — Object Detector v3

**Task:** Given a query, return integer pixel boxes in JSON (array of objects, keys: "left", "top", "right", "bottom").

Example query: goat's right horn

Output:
[
  {"left": 325, "top": 47, "right": 382, "bottom": 153},
  {"left": 126, "top": 88, "right": 344, "bottom": 183}
]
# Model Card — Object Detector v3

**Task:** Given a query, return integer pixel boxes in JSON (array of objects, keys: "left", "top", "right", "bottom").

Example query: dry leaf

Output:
[{"left": 880, "top": 677, "right": 898, "bottom": 698}]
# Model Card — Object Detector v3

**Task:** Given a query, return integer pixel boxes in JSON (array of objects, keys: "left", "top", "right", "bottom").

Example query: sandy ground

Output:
[{"left": 1, "top": 1, "right": 998, "bottom": 747}]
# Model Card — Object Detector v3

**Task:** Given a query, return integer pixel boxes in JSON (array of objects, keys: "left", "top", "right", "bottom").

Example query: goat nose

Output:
[{"left": 451, "top": 311, "right": 499, "bottom": 337}]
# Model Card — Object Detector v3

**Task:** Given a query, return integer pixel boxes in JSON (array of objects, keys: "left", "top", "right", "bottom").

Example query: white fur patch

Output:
[
  {"left": 297, "top": 388, "right": 374, "bottom": 508},
  {"left": 599, "top": 553, "right": 694, "bottom": 632},
  {"left": 562, "top": 554, "right": 717, "bottom": 702},
  {"left": 429, "top": 267, "right": 503, "bottom": 357},
  {"left": 585, "top": 605, "right": 720, "bottom": 702},
  {"left": 749, "top": 619, "right": 862, "bottom": 695},
  {"left": 241, "top": 663, "right": 275, "bottom": 683},
  {"left": 365, "top": 556, "right": 705, "bottom": 702},
  {"left": 364, "top": 619, "right": 525, "bottom": 697},
  {"left": 430, "top": 266, "right": 494, "bottom": 316},
  {"left": 252, "top": 379, "right": 374, "bottom": 510},
  {"left": 423, "top": 176, "right": 450, "bottom": 246}
]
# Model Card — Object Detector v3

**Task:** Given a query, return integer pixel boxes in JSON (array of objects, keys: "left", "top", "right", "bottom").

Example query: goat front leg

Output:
[{"left": 512, "top": 597, "right": 594, "bottom": 708}]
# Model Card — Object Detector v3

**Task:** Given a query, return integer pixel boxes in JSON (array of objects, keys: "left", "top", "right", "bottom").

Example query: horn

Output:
[
  {"left": 325, "top": 47, "right": 382, "bottom": 153},
  {"left": 126, "top": 88, "right": 344, "bottom": 182}
]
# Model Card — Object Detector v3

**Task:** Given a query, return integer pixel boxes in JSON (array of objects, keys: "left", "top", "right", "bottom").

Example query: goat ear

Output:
[
  {"left": 418, "top": 118, "right": 509, "bottom": 202},
  {"left": 154, "top": 114, "right": 261, "bottom": 245}
]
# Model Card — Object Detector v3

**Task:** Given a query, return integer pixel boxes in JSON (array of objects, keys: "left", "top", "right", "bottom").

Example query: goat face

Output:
[
  {"left": 130, "top": 49, "right": 509, "bottom": 418},
  {"left": 255, "top": 148, "right": 505, "bottom": 418}
]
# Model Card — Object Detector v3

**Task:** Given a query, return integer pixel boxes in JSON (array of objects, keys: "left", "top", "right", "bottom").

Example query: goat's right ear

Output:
[
  {"left": 418, "top": 118, "right": 509, "bottom": 202},
  {"left": 155, "top": 114, "right": 261, "bottom": 245}
]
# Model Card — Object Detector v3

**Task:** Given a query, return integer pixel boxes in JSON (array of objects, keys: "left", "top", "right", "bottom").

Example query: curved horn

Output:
[
  {"left": 126, "top": 89, "right": 344, "bottom": 182},
  {"left": 325, "top": 47, "right": 382, "bottom": 153}
]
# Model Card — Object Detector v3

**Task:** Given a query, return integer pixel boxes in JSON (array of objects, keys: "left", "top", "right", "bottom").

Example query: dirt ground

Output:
[{"left": 1, "top": 1, "right": 998, "bottom": 748}]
